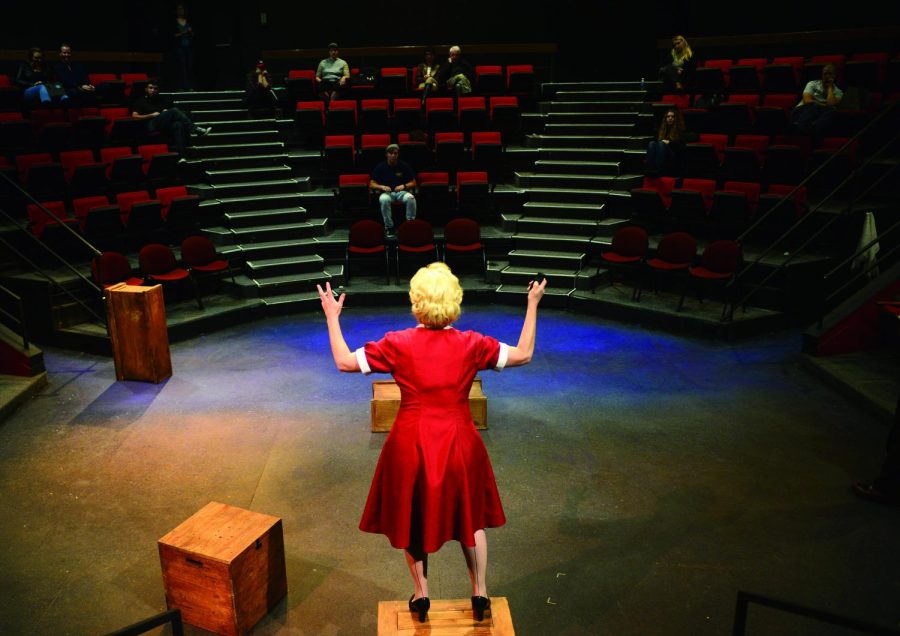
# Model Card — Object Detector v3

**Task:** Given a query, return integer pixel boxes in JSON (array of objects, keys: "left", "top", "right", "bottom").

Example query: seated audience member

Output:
[
  {"left": 658, "top": 34, "right": 695, "bottom": 92},
  {"left": 370, "top": 144, "right": 417, "bottom": 238},
  {"left": 52, "top": 43, "right": 96, "bottom": 104},
  {"left": 131, "top": 82, "right": 210, "bottom": 153},
  {"left": 316, "top": 42, "right": 349, "bottom": 104},
  {"left": 15, "top": 47, "right": 65, "bottom": 106},
  {"left": 646, "top": 107, "right": 686, "bottom": 174},
  {"left": 416, "top": 47, "right": 441, "bottom": 103},
  {"left": 436, "top": 45, "right": 473, "bottom": 95},
  {"left": 245, "top": 60, "right": 279, "bottom": 114},
  {"left": 791, "top": 63, "right": 843, "bottom": 134}
]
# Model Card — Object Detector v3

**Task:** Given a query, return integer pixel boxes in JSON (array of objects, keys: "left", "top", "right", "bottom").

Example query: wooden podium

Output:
[
  {"left": 371, "top": 377, "right": 488, "bottom": 432},
  {"left": 378, "top": 597, "right": 515, "bottom": 635},
  {"left": 106, "top": 283, "right": 171, "bottom": 383}
]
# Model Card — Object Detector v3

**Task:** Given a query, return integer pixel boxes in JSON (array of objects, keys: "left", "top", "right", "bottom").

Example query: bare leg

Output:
[
  {"left": 461, "top": 529, "right": 488, "bottom": 596},
  {"left": 405, "top": 547, "right": 429, "bottom": 600}
]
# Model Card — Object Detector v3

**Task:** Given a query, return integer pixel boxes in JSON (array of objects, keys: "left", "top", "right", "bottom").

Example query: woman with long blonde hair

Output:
[{"left": 659, "top": 34, "right": 695, "bottom": 91}]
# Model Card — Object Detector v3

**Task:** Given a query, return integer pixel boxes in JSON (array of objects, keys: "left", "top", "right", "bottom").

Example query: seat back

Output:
[
  {"left": 444, "top": 217, "right": 481, "bottom": 245},
  {"left": 611, "top": 226, "right": 649, "bottom": 257},
  {"left": 139, "top": 243, "right": 178, "bottom": 274},
  {"left": 657, "top": 232, "right": 697, "bottom": 264},
  {"left": 397, "top": 219, "right": 434, "bottom": 247},
  {"left": 180, "top": 235, "right": 218, "bottom": 266},
  {"left": 92, "top": 251, "right": 135, "bottom": 286},
  {"left": 349, "top": 219, "right": 385, "bottom": 248},
  {"left": 700, "top": 240, "right": 741, "bottom": 273}
]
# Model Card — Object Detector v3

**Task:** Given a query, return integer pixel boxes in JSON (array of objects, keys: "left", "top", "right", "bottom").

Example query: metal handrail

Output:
[
  {"left": 725, "top": 102, "right": 900, "bottom": 321},
  {"left": 0, "top": 283, "right": 29, "bottom": 350},
  {"left": 0, "top": 232, "right": 107, "bottom": 327}
]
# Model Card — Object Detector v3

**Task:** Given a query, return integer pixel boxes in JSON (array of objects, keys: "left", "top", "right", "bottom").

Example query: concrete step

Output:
[
  {"left": 224, "top": 207, "right": 308, "bottom": 228},
  {"left": 237, "top": 238, "right": 320, "bottom": 261},
  {"left": 546, "top": 112, "right": 639, "bottom": 125},
  {"left": 230, "top": 222, "right": 321, "bottom": 243},
  {"left": 209, "top": 179, "right": 302, "bottom": 198},
  {"left": 521, "top": 201, "right": 605, "bottom": 221},
  {"left": 190, "top": 109, "right": 250, "bottom": 123},
  {"left": 526, "top": 187, "right": 608, "bottom": 205},
  {"left": 516, "top": 215, "right": 600, "bottom": 236},
  {"left": 543, "top": 101, "right": 644, "bottom": 114},
  {"left": 190, "top": 142, "right": 286, "bottom": 159},
  {"left": 555, "top": 90, "right": 646, "bottom": 102},
  {"left": 192, "top": 118, "right": 276, "bottom": 133},
  {"left": 253, "top": 270, "right": 330, "bottom": 296},
  {"left": 194, "top": 130, "right": 281, "bottom": 147},
  {"left": 537, "top": 147, "right": 624, "bottom": 162},
  {"left": 526, "top": 134, "right": 634, "bottom": 150},
  {"left": 246, "top": 254, "right": 324, "bottom": 278},
  {"left": 508, "top": 249, "right": 586, "bottom": 270},
  {"left": 217, "top": 193, "right": 305, "bottom": 212},
  {"left": 542, "top": 81, "right": 644, "bottom": 98},
  {"left": 172, "top": 98, "right": 245, "bottom": 111},
  {"left": 516, "top": 173, "right": 617, "bottom": 190},
  {"left": 512, "top": 232, "right": 594, "bottom": 253},
  {"left": 200, "top": 154, "right": 290, "bottom": 170},
  {"left": 206, "top": 165, "right": 294, "bottom": 184},
  {"left": 544, "top": 123, "right": 636, "bottom": 135},
  {"left": 533, "top": 159, "right": 620, "bottom": 175}
]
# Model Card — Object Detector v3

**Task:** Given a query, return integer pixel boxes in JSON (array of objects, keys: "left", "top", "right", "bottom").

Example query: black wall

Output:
[{"left": 5, "top": 1, "right": 898, "bottom": 88}]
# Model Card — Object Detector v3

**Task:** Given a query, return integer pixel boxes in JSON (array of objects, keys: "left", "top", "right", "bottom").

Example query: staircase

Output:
[
  {"left": 497, "top": 81, "right": 648, "bottom": 300},
  {"left": 174, "top": 91, "right": 336, "bottom": 310}
]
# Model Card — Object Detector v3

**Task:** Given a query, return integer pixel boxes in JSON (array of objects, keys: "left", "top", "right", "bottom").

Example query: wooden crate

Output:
[
  {"left": 378, "top": 597, "right": 515, "bottom": 635},
  {"left": 371, "top": 377, "right": 487, "bottom": 433},
  {"left": 106, "top": 283, "right": 171, "bottom": 383},
  {"left": 158, "top": 501, "right": 288, "bottom": 636}
]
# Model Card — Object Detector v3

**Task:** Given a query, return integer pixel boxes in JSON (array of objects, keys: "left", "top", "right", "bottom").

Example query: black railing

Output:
[
  {"left": 0, "top": 171, "right": 107, "bottom": 327},
  {"left": 726, "top": 100, "right": 900, "bottom": 322},
  {"left": 0, "top": 283, "right": 29, "bottom": 350},
  {"left": 104, "top": 608, "right": 184, "bottom": 636},
  {"left": 733, "top": 590, "right": 900, "bottom": 635}
]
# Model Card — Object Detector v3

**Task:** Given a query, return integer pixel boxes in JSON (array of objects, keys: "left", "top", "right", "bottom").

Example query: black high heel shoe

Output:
[
  {"left": 471, "top": 595, "right": 491, "bottom": 621},
  {"left": 408, "top": 595, "right": 430, "bottom": 623}
]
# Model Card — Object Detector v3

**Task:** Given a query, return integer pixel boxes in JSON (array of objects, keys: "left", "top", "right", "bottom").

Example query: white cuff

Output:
[
  {"left": 494, "top": 342, "right": 509, "bottom": 371},
  {"left": 355, "top": 347, "right": 372, "bottom": 374}
]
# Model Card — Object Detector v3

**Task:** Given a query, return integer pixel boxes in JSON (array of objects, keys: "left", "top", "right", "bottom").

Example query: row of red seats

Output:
[
  {"left": 297, "top": 96, "right": 521, "bottom": 137},
  {"left": 2, "top": 145, "right": 179, "bottom": 199},
  {"left": 93, "top": 239, "right": 231, "bottom": 310},
  {"left": 287, "top": 65, "right": 534, "bottom": 99},
  {"left": 0, "top": 107, "right": 164, "bottom": 153},
  {"left": 654, "top": 93, "right": 881, "bottom": 137},
  {"left": 323, "top": 132, "right": 503, "bottom": 177},
  {"left": 602, "top": 227, "right": 740, "bottom": 312},
  {"left": 680, "top": 133, "right": 856, "bottom": 184},
  {"left": 695, "top": 53, "right": 899, "bottom": 93},
  {"left": 631, "top": 176, "right": 807, "bottom": 239},
  {"left": 27, "top": 186, "right": 198, "bottom": 252}
]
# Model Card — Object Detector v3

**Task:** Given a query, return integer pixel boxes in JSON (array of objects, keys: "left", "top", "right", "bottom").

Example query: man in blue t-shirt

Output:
[{"left": 370, "top": 144, "right": 417, "bottom": 238}]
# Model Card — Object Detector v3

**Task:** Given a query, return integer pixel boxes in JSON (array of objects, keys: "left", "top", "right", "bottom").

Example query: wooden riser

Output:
[{"left": 378, "top": 597, "right": 514, "bottom": 635}]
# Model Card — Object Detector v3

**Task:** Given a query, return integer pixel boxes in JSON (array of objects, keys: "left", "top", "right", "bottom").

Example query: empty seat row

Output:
[
  {"left": 296, "top": 96, "right": 521, "bottom": 137},
  {"left": 694, "top": 53, "right": 900, "bottom": 93},
  {"left": 2, "top": 145, "right": 179, "bottom": 199},
  {"left": 631, "top": 176, "right": 808, "bottom": 240},
  {"left": 26, "top": 186, "right": 198, "bottom": 252}
]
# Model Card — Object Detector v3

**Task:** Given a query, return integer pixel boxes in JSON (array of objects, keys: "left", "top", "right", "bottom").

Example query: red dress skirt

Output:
[{"left": 357, "top": 326, "right": 507, "bottom": 553}]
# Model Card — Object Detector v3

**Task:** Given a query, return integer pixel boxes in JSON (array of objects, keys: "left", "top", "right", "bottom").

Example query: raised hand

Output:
[{"left": 317, "top": 281, "right": 345, "bottom": 319}]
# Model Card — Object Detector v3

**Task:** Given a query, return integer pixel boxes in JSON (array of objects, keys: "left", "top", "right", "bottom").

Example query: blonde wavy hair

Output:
[
  {"left": 409, "top": 262, "right": 462, "bottom": 327},
  {"left": 671, "top": 35, "right": 692, "bottom": 64}
]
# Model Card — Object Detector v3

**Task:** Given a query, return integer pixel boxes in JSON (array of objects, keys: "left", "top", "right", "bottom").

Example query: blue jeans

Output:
[
  {"left": 379, "top": 191, "right": 416, "bottom": 229},
  {"left": 646, "top": 140, "right": 673, "bottom": 172},
  {"left": 24, "top": 84, "right": 51, "bottom": 104}
]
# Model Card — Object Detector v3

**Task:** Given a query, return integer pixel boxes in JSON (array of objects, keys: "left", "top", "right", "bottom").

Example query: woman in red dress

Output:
[{"left": 317, "top": 262, "right": 546, "bottom": 622}]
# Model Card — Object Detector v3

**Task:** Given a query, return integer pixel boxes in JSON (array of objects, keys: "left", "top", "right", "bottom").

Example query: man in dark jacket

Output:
[
  {"left": 132, "top": 83, "right": 209, "bottom": 153},
  {"left": 436, "top": 45, "right": 473, "bottom": 95}
]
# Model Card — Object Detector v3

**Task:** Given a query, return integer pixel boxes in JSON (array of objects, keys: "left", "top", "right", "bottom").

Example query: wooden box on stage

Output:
[
  {"left": 378, "top": 596, "right": 515, "bottom": 635},
  {"left": 106, "top": 283, "right": 171, "bottom": 383},
  {"left": 371, "top": 377, "right": 487, "bottom": 432},
  {"left": 158, "top": 501, "right": 288, "bottom": 636}
]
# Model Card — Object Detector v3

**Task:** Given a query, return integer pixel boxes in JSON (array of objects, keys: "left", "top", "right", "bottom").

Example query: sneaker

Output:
[
  {"left": 177, "top": 158, "right": 188, "bottom": 165},
  {"left": 194, "top": 126, "right": 211, "bottom": 136},
  {"left": 385, "top": 228, "right": 396, "bottom": 239}
]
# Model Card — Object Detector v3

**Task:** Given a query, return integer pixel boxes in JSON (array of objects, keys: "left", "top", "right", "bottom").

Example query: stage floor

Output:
[{"left": 0, "top": 306, "right": 897, "bottom": 635}]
